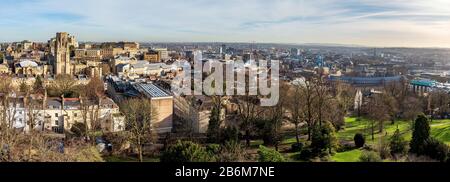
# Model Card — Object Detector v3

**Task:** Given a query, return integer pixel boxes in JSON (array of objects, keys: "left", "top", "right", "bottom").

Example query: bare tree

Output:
[
  {"left": 121, "top": 98, "right": 158, "bottom": 162},
  {"left": 314, "top": 77, "right": 332, "bottom": 127},
  {"left": 51, "top": 74, "right": 77, "bottom": 97},
  {"left": 286, "top": 84, "right": 305, "bottom": 145},
  {"left": 235, "top": 95, "right": 262, "bottom": 147},
  {"left": 260, "top": 83, "right": 289, "bottom": 151},
  {"left": 365, "top": 94, "right": 390, "bottom": 140},
  {"left": 429, "top": 90, "right": 450, "bottom": 119},
  {"left": 300, "top": 79, "right": 317, "bottom": 141}
]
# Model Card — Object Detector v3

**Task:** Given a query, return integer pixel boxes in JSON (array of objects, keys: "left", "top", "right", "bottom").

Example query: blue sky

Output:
[{"left": 1, "top": 0, "right": 450, "bottom": 47}]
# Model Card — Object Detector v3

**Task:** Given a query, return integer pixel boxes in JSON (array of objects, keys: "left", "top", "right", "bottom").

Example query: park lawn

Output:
[
  {"left": 430, "top": 120, "right": 450, "bottom": 145},
  {"left": 339, "top": 117, "right": 450, "bottom": 146},
  {"left": 332, "top": 149, "right": 362, "bottom": 162},
  {"left": 249, "top": 118, "right": 450, "bottom": 162},
  {"left": 338, "top": 117, "right": 412, "bottom": 145}
]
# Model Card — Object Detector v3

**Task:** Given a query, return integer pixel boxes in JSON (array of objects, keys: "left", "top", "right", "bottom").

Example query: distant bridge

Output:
[{"left": 409, "top": 79, "right": 435, "bottom": 94}]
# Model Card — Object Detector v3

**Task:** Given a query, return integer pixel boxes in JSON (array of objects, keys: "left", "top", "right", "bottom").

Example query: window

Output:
[
  {"left": 19, "top": 111, "right": 22, "bottom": 114},
  {"left": 55, "top": 120, "right": 58, "bottom": 125},
  {"left": 19, "top": 118, "right": 22, "bottom": 122},
  {"left": 55, "top": 113, "right": 58, "bottom": 117},
  {"left": 74, "top": 113, "right": 78, "bottom": 117}
]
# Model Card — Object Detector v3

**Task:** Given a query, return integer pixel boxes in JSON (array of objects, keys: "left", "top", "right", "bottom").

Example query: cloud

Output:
[{"left": 1, "top": 0, "right": 450, "bottom": 47}]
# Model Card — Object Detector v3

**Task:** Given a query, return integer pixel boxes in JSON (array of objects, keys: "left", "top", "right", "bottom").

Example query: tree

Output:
[
  {"left": 410, "top": 114, "right": 430, "bottom": 155},
  {"left": 160, "top": 140, "right": 212, "bottom": 162},
  {"left": 121, "top": 99, "right": 158, "bottom": 162},
  {"left": 259, "top": 83, "right": 288, "bottom": 150},
  {"left": 216, "top": 141, "right": 247, "bottom": 162},
  {"left": 220, "top": 126, "right": 239, "bottom": 143},
  {"left": 402, "top": 96, "right": 423, "bottom": 124},
  {"left": 423, "top": 138, "right": 449, "bottom": 162},
  {"left": 300, "top": 80, "right": 317, "bottom": 141},
  {"left": 389, "top": 129, "right": 409, "bottom": 157},
  {"left": 207, "top": 106, "right": 221, "bottom": 143},
  {"left": 33, "top": 75, "right": 45, "bottom": 94},
  {"left": 84, "top": 77, "right": 105, "bottom": 131},
  {"left": 354, "top": 133, "right": 365, "bottom": 148},
  {"left": 381, "top": 93, "right": 398, "bottom": 125},
  {"left": 286, "top": 84, "right": 305, "bottom": 146},
  {"left": 50, "top": 74, "right": 77, "bottom": 97},
  {"left": 365, "top": 94, "right": 390, "bottom": 140},
  {"left": 257, "top": 145, "right": 286, "bottom": 162},
  {"left": 310, "top": 121, "right": 338, "bottom": 156},
  {"left": 429, "top": 90, "right": 450, "bottom": 119},
  {"left": 314, "top": 78, "right": 332, "bottom": 127},
  {"left": 235, "top": 95, "right": 261, "bottom": 147},
  {"left": 19, "top": 80, "right": 30, "bottom": 93},
  {"left": 70, "top": 122, "right": 87, "bottom": 138}
]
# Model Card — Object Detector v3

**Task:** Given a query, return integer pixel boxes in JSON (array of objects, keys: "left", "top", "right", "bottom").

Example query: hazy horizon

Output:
[{"left": 2, "top": 0, "right": 450, "bottom": 48}]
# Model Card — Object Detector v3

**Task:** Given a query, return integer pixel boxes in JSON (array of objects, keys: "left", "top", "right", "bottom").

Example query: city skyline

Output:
[{"left": 2, "top": 0, "right": 450, "bottom": 48}]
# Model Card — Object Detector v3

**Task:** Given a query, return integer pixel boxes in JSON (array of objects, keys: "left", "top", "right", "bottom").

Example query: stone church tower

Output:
[{"left": 54, "top": 32, "right": 72, "bottom": 75}]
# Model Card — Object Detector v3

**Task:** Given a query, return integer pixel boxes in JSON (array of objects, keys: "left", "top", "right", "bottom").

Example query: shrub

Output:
[
  {"left": 310, "top": 122, "right": 338, "bottom": 156},
  {"left": 298, "top": 147, "right": 313, "bottom": 161},
  {"left": 354, "top": 133, "right": 365, "bottom": 148},
  {"left": 390, "top": 129, "right": 409, "bottom": 156},
  {"left": 257, "top": 145, "right": 286, "bottom": 162},
  {"left": 423, "top": 138, "right": 449, "bottom": 162},
  {"left": 291, "top": 143, "right": 304, "bottom": 152},
  {"left": 220, "top": 126, "right": 239, "bottom": 143},
  {"left": 160, "top": 140, "right": 212, "bottom": 162},
  {"left": 359, "top": 151, "right": 382, "bottom": 162},
  {"left": 70, "top": 123, "right": 87, "bottom": 138},
  {"left": 102, "top": 132, "right": 131, "bottom": 155},
  {"left": 217, "top": 141, "right": 247, "bottom": 162},
  {"left": 206, "top": 144, "right": 221, "bottom": 159},
  {"left": 377, "top": 139, "right": 391, "bottom": 160}
]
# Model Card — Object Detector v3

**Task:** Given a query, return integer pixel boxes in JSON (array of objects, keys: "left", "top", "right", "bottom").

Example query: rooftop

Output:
[{"left": 134, "top": 83, "right": 172, "bottom": 98}]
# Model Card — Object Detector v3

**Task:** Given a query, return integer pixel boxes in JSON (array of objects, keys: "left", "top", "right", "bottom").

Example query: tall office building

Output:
[
  {"left": 193, "top": 50, "right": 203, "bottom": 63},
  {"left": 54, "top": 32, "right": 72, "bottom": 75},
  {"left": 154, "top": 48, "right": 169, "bottom": 61}
]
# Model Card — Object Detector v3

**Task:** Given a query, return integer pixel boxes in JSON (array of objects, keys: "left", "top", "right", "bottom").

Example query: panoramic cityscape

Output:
[{"left": 0, "top": 0, "right": 449, "bottom": 165}]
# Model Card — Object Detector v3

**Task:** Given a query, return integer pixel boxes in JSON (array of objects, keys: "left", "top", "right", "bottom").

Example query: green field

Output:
[
  {"left": 331, "top": 149, "right": 362, "bottom": 162},
  {"left": 338, "top": 117, "right": 450, "bottom": 145},
  {"left": 331, "top": 117, "right": 450, "bottom": 162}
]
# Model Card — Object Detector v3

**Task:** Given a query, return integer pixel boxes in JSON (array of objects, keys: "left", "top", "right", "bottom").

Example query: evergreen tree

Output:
[
  {"left": 310, "top": 121, "right": 338, "bottom": 156},
  {"left": 410, "top": 114, "right": 430, "bottom": 155},
  {"left": 160, "top": 140, "right": 212, "bottom": 162},
  {"left": 207, "top": 106, "right": 221, "bottom": 143},
  {"left": 33, "top": 75, "right": 44, "bottom": 93},
  {"left": 390, "top": 129, "right": 409, "bottom": 156},
  {"left": 258, "top": 145, "right": 286, "bottom": 162}
]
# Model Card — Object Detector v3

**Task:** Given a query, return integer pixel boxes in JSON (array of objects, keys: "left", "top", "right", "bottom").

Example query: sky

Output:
[{"left": 1, "top": 0, "right": 450, "bottom": 47}]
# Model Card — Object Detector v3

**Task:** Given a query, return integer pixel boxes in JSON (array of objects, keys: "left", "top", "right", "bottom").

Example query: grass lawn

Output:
[
  {"left": 338, "top": 117, "right": 413, "bottom": 144},
  {"left": 249, "top": 117, "right": 450, "bottom": 162},
  {"left": 338, "top": 117, "right": 450, "bottom": 146},
  {"left": 430, "top": 120, "right": 450, "bottom": 145},
  {"left": 332, "top": 149, "right": 362, "bottom": 162}
]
